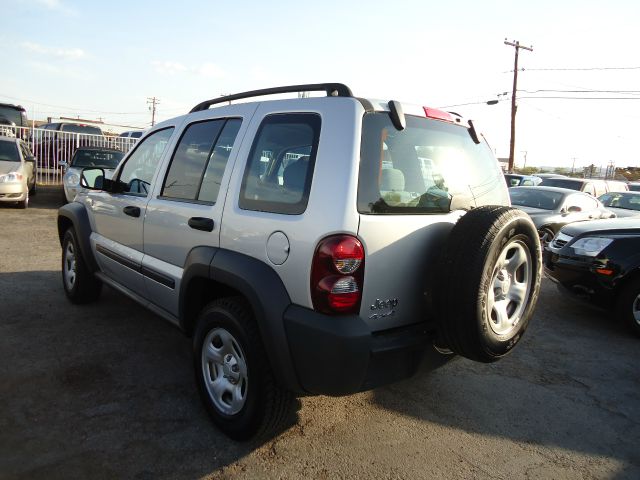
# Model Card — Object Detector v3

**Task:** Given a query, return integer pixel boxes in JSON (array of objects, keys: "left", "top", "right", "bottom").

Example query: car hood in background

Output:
[
  {"left": 514, "top": 206, "right": 557, "bottom": 227},
  {"left": 562, "top": 218, "right": 640, "bottom": 236},
  {"left": 67, "top": 167, "right": 116, "bottom": 179},
  {"left": 0, "top": 160, "right": 23, "bottom": 175},
  {"left": 605, "top": 207, "right": 640, "bottom": 218}
]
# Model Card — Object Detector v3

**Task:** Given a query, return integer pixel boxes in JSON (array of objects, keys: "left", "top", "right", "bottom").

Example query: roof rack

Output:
[{"left": 189, "top": 83, "right": 353, "bottom": 113}]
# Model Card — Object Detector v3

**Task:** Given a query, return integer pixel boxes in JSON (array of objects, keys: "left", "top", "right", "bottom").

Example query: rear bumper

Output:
[{"left": 283, "top": 305, "right": 432, "bottom": 395}]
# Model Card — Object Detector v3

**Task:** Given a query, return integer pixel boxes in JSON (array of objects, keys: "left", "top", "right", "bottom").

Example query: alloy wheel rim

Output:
[
  {"left": 487, "top": 239, "right": 533, "bottom": 336},
  {"left": 201, "top": 327, "right": 248, "bottom": 416},
  {"left": 632, "top": 294, "right": 640, "bottom": 325},
  {"left": 63, "top": 241, "right": 76, "bottom": 290}
]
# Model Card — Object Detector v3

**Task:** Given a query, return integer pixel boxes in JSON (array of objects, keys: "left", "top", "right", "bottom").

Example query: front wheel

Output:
[
  {"left": 616, "top": 279, "right": 640, "bottom": 337},
  {"left": 61, "top": 228, "right": 102, "bottom": 303},
  {"left": 193, "top": 298, "right": 295, "bottom": 440}
]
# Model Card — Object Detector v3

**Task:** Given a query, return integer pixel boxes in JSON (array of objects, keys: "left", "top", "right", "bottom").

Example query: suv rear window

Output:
[
  {"left": 358, "top": 113, "right": 507, "bottom": 214},
  {"left": 60, "top": 124, "right": 103, "bottom": 135}
]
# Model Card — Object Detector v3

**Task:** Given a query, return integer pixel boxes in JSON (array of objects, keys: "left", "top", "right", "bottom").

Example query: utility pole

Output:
[
  {"left": 147, "top": 97, "right": 160, "bottom": 127},
  {"left": 571, "top": 157, "right": 577, "bottom": 175},
  {"left": 521, "top": 150, "right": 528, "bottom": 170},
  {"left": 504, "top": 39, "right": 533, "bottom": 173}
]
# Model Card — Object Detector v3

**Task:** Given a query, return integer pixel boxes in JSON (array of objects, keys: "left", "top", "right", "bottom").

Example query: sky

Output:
[{"left": 1, "top": 0, "right": 640, "bottom": 170}]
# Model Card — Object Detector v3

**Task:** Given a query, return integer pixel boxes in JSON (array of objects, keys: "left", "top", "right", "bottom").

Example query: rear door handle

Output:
[
  {"left": 188, "top": 217, "right": 214, "bottom": 232},
  {"left": 123, "top": 206, "right": 141, "bottom": 218}
]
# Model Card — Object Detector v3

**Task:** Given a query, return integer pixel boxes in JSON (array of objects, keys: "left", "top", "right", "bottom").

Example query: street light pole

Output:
[{"left": 504, "top": 39, "right": 533, "bottom": 173}]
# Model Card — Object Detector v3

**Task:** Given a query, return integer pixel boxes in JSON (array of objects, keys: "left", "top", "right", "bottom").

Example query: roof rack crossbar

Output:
[{"left": 189, "top": 83, "right": 353, "bottom": 113}]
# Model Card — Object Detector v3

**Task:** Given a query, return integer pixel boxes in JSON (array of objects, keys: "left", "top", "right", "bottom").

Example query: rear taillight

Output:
[
  {"left": 423, "top": 107, "right": 454, "bottom": 123},
  {"left": 311, "top": 235, "right": 365, "bottom": 315}
]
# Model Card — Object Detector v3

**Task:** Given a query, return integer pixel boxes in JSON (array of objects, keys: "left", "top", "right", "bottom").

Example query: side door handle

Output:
[
  {"left": 123, "top": 206, "right": 141, "bottom": 218},
  {"left": 188, "top": 217, "right": 214, "bottom": 232}
]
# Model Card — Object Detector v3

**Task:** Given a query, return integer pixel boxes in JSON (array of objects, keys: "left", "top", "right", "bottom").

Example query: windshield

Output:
[
  {"left": 540, "top": 178, "right": 582, "bottom": 190},
  {"left": 60, "top": 124, "right": 103, "bottom": 135},
  {"left": 358, "top": 113, "right": 507, "bottom": 214},
  {"left": 0, "top": 141, "right": 20, "bottom": 162},
  {"left": 71, "top": 149, "right": 124, "bottom": 169},
  {"left": 0, "top": 106, "right": 26, "bottom": 127},
  {"left": 509, "top": 189, "right": 564, "bottom": 210},
  {"left": 599, "top": 192, "right": 640, "bottom": 211}
]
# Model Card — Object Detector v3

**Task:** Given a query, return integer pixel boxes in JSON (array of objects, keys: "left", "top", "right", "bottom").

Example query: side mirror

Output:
[
  {"left": 80, "top": 168, "right": 106, "bottom": 190},
  {"left": 58, "top": 160, "right": 67, "bottom": 168},
  {"left": 26, "top": 155, "right": 37, "bottom": 165}
]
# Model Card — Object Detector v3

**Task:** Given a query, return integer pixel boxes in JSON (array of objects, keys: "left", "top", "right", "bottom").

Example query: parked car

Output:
[
  {"left": 539, "top": 177, "right": 609, "bottom": 196},
  {"left": 58, "top": 83, "right": 542, "bottom": 440},
  {"left": 60, "top": 146, "right": 125, "bottom": 203},
  {"left": 597, "top": 191, "right": 640, "bottom": 218},
  {"left": 544, "top": 218, "right": 640, "bottom": 337},
  {"left": 0, "top": 135, "right": 37, "bottom": 208},
  {"left": 504, "top": 173, "right": 542, "bottom": 187},
  {"left": 509, "top": 186, "right": 614, "bottom": 246},
  {"left": 118, "top": 130, "right": 144, "bottom": 139},
  {"left": 533, "top": 173, "right": 568, "bottom": 180},
  {"left": 605, "top": 180, "right": 629, "bottom": 192},
  {"left": 33, "top": 122, "right": 105, "bottom": 167},
  {"left": 628, "top": 182, "right": 640, "bottom": 192},
  {"left": 0, "top": 103, "right": 28, "bottom": 138}
]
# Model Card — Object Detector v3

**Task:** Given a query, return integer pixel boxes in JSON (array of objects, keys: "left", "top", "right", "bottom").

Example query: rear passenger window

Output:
[
  {"left": 239, "top": 113, "right": 320, "bottom": 215},
  {"left": 162, "top": 118, "right": 241, "bottom": 203}
]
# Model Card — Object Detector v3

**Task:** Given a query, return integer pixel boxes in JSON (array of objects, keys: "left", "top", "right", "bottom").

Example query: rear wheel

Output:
[
  {"left": 616, "top": 278, "right": 640, "bottom": 337},
  {"left": 538, "top": 226, "right": 555, "bottom": 248},
  {"left": 193, "top": 298, "right": 295, "bottom": 440},
  {"left": 434, "top": 206, "right": 542, "bottom": 362}
]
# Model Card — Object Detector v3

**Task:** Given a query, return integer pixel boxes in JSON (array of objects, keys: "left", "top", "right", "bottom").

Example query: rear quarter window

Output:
[{"left": 358, "top": 113, "right": 507, "bottom": 214}]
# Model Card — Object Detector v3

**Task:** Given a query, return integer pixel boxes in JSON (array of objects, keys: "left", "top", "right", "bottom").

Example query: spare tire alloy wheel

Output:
[
  {"left": 435, "top": 206, "right": 542, "bottom": 362},
  {"left": 487, "top": 237, "right": 532, "bottom": 336}
]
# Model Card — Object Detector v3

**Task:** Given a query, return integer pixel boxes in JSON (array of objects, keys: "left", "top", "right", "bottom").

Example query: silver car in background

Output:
[
  {"left": 0, "top": 136, "right": 36, "bottom": 208},
  {"left": 598, "top": 191, "right": 640, "bottom": 218},
  {"left": 60, "top": 147, "right": 124, "bottom": 203}
]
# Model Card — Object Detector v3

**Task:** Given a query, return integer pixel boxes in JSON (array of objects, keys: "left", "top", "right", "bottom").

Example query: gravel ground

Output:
[{"left": 0, "top": 186, "right": 638, "bottom": 480}]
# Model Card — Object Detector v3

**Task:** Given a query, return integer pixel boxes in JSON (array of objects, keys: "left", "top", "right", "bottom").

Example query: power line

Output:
[
  {"left": 524, "top": 66, "right": 640, "bottom": 71},
  {"left": 519, "top": 89, "right": 640, "bottom": 95},
  {"left": 0, "top": 94, "right": 147, "bottom": 115}
]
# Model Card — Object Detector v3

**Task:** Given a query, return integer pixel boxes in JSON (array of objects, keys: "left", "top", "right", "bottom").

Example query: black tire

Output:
[
  {"left": 615, "top": 278, "right": 640, "bottom": 337},
  {"left": 61, "top": 228, "right": 102, "bottom": 303},
  {"left": 538, "top": 226, "right": 555, "bottom": 248},
  {"left": 193, "top": 298, "right": 295, "bottom": 441},
  {"left": 29, "top": 181, "right": 37, "bottom": 196},
  {"left": 434, "top": 206, "right": 542, "bottom": 362}
]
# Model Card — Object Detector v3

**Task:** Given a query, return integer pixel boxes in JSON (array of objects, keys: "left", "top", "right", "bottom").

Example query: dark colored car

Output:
[
  {"left": 33, "top": 122, "right": 105, "bottom": 167},
  {"left": 598, "top": 191, "right": 640, "bottom": 218},
  {"left": 509, "top": 186, "right": 614, "bottom": 246},
  {"left": 504, "top": 174, "right": 542, "bottom": 187},
  {"left": 628, "top": 183, "right": 640, "bottom": 192},
  {"left": 0, "top": 103, "right": 29, "bottom": 139},
  {"left": 539, "top": 177, "right": 608, "bottom": 197},
  {"left": 544, "top": 218, "right": 640, "bottom": 336}
]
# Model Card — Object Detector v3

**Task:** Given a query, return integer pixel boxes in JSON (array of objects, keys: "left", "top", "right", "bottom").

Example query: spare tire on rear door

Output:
[{"left": 434, "top": 206, "right": 542, "bottom": 363}]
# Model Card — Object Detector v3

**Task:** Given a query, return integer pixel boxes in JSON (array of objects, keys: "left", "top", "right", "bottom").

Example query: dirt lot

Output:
[{"left": 1, "top": 186, "right": 639, "bottom": 480}]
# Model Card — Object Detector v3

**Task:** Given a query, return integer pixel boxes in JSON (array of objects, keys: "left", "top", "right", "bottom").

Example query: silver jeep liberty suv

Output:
[{"left": 58, "top": 83, "right": 542, "bottom": 440}]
